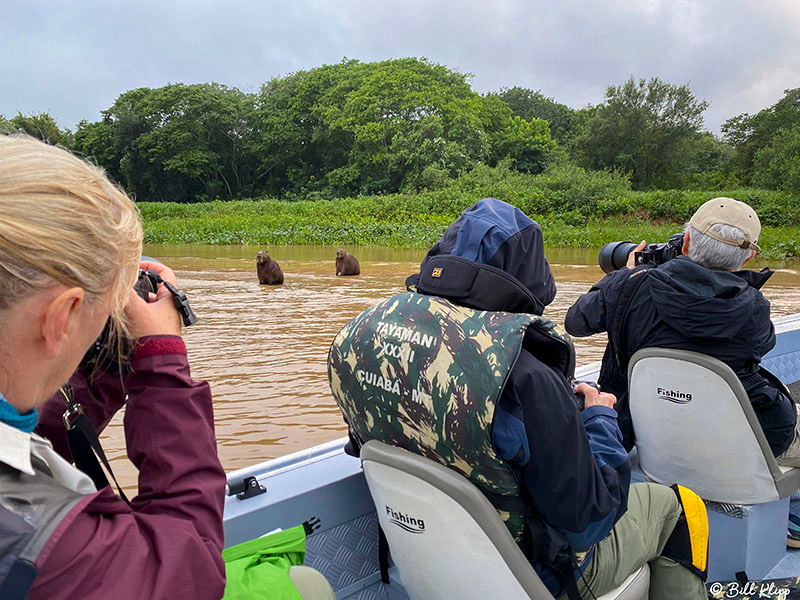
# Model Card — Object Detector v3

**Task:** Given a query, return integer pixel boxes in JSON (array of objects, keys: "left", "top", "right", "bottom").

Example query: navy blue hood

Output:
[
  {"left": 410, "top": 198, "right": 556, "bottom": 314},
  {"left": 647, "top": 256, "right": 771, "bottom": 342}
]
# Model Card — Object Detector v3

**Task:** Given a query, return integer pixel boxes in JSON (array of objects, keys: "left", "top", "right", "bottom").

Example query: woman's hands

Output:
[{"left": 125, "top": 260, "right": 183, "bottom": 339}]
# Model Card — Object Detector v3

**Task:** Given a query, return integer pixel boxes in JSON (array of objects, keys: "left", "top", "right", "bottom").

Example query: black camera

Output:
[
  {"left": 135, "top": 268, "right": 159, "bottom": 301},
  {"left": 80, "top": 270, "right": 159, "bottom": 373},
  {"left": 80, "top": 269, "right": 196, "bottom": 374},
  {"left": 574, "top": 380, "right": 600, "bottom": 411},
  {"left": 598, "top": 233, "right": 685, "bottom": 273}
]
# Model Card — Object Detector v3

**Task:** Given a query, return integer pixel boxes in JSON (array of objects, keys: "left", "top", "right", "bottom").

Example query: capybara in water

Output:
[
  {"left": 257, "top": 250, "right": 284, "bottom": 285},
  {"left": 336, "top": 248, "right": 360, "bottom": 276}
]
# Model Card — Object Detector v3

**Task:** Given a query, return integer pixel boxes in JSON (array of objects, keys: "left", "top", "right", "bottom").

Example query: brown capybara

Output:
[
  {"left": 336, "top": 248, "right": 360, "bottom": 276},
  {"left": 257, "top": 250, "right": 284, "bottom": 285}
]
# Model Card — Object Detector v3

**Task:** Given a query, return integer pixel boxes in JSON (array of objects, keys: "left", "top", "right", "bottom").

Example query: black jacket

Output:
[
  {"left": 565, "top": 255, "right": 796, "bottom": 456},
  {"left": 415, "top": 198, "right": 629, "bottom": 593}
]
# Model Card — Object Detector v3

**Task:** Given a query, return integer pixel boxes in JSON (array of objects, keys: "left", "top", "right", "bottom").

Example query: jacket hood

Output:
[
  {"left": 413, "top": 198, "right": 556, "bottom": 313},
  {"left": 646, "top": 256, "right": 771, "bottom": 341}
]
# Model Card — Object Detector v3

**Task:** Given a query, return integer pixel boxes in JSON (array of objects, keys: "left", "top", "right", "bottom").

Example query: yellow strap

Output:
[{"left": 675, "top": 485, "right": 708, "bottom": 573}]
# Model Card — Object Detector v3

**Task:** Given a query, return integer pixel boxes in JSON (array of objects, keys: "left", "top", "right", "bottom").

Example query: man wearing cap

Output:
[{"left": 566, "top": 197, "right": 798, "bottom": 465}]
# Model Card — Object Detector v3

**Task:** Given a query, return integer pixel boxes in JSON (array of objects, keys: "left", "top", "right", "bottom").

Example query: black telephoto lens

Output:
[{"left": 598, "top": 241, "right": 638, "bottom": 273}]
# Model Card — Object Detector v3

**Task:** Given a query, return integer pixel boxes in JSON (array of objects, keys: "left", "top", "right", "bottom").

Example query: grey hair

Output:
[{"left": 685, "top": 224, "right": 752, "bottom": 271}]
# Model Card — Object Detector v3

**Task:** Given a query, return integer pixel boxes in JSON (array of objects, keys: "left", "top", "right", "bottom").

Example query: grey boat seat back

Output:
[
  {"left": 628, "top": 347, "right": 800, "bottom": 504},
  {"left": 360, "top": 440, "right": 649, "bottom": 600}
]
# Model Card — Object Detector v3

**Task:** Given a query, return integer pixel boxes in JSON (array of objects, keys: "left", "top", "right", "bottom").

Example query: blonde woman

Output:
[{"left": 0, "top": 135, "right": 227, "bottom": 599}]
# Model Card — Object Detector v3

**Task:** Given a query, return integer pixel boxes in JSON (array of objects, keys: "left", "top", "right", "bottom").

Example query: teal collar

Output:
[{"left": 0, "top": 392, "right": 38, "bottom": 433}]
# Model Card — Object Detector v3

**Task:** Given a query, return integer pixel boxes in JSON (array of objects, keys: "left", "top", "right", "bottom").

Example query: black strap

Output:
[
  {"left": 609, "top": 266, "right": 651, "bottom": 371},
  {"left": 378, "top": 525, "right": 390, "bottom": 584},
  {"left": 60, "top": 385, "right": 130, "bottom": 505},
  {"left": 303, "top": 516, "right": 321, "bottom": 536},
  {"left": 557, "top": 560, "right": 583, "bottom": 600},
  {"left": 522, "top": 500, "right": 584, "bottom": 600},
  {"left": 479, "top": 487, "right": 530, "bottom": 514},
  {"left": 411, "top": 255, "right": 545, "bottom": 316},
  {"left": 66, "top": 413, "right": 130, "bottom": 505}
]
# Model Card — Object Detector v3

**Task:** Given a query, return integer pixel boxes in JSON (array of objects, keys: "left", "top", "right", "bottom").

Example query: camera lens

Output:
[{"left": 598, "top": 241, "right": 638, "bottom": 273}]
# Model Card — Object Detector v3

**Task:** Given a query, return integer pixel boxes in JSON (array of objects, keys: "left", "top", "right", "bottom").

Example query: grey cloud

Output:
[{"left": 1, "top": 0, "right": 798, "bottom": 133}]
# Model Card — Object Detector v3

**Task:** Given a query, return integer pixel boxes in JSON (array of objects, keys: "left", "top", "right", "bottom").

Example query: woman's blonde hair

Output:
[{"left": 0, "top": 135, "right": 143, "bottom": 333}]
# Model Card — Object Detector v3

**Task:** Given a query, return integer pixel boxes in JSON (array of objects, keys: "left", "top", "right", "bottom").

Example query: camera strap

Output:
[
  {"left": 142, "top": 270, "right": 198, "bottom": 327},
  {"left": 59, "top": 385, "right": 131, "bottom": 505}
]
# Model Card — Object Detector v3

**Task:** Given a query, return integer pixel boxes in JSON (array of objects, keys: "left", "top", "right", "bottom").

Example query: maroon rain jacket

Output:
[{"left": 31, "top": 335, "right": 226, "bottom": 600}]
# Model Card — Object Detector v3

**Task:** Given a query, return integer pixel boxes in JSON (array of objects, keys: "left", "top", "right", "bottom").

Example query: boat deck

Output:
[
  {"left": 299, "top": 486, "right": 800, "bottom": 600},
  {"left": 303, "top": 511, "right": 408, "bottom": 600},
  {"left": 228, "top": 447, "right": 800, "bottom": 600},
  {"left": 223, "top": 314, "right": 800, "bottom": 599}
]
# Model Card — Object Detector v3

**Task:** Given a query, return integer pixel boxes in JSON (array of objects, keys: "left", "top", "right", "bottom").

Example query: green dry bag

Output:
[{"left": 222, "top": 525, "right": 306, "bottom": 600}]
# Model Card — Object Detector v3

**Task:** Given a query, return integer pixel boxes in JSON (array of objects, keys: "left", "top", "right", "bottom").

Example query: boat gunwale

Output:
[{"left": 224, "top": 313, "right": 800, "bottom": 512}]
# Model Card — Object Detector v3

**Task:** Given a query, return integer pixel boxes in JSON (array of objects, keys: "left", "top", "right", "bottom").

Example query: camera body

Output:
[
  {"left": 574, "top": 380, "right": 600, "bottom": 411},
  {"left": 134, "top": 269, "right": 159, "bottom": 301},
  {"left": 80, "top": 269, "right": 162, "bottom": 373},
  {"left": 633, "top": 233, "right": 685, "bottom": 268},
  {"left": 598, "top": 233, "right": 685, "bottom": 273}
]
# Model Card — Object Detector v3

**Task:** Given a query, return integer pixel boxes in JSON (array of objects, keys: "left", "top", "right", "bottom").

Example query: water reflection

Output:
[{"left": 101, "top": 245, "right": 800, "bottom": 490}]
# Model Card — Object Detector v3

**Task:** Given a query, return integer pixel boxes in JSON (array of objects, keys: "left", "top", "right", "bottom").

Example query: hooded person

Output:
[
  {"left": 565, "top": 197, "right": 798, "bottom": 461},
  {"left": 411, "top": 196, "right": 557, "bottom": 314},
  {"left": 328, "top": 198, "right": 708, "bottom": 600}
]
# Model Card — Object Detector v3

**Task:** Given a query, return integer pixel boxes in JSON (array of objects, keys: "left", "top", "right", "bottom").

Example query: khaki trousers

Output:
[
  {"left": 287, "top": 566, "right": 336, "bottom": 600},
  {"left": 560, "top": 482, "right": 707, "bottom": 600},
  {"left": 776, "top": 404, "right": 800, "bottom": 467}
]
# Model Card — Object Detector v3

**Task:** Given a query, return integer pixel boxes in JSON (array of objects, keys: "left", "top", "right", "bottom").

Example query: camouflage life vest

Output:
[{"left": 328, "top": 291, "right": 573, "bottom": 543}]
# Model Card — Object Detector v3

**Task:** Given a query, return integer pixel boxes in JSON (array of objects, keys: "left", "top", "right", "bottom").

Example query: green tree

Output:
[
  {"left": 681, "top": 132, "right": 737, "bottom": 189},
  {"left": 71, "top": 59, "right": 494, "bottom": 200},
  {"left": 95, "top": 87, "right": 164, "bottom": 201},
  {"left": 327, "top": 57, "right": 491, "bottom": 194},
  {"left": 73, "top": 119, "right": 119, "bottom": 179},
  {"left": 580, "top": 77, "right": 709, "bottom": 189},
  {"left": 492, "top": 87, "right": 575, "bottom": 143},
  {"left": 491, "top": 116, "right": 558, "bottom": 174},
  {"left": 264, "top": 57, "right": 559, "bottom": 196},
  {"left": 96, "top": 84, "right": 259, "bottom": 202},
  {"left": 723, "top": 88, "right": 800, "bottom": 187},
  {"left": 253, "top": 60, "right": 368, "bottom": 197},
  {"left": 751, "top": 125, "right": 800, "bottom": 193},
  {"left": 66, "top": 57, "right": 563, "bottom": 201},
  {"left": 2, "top": 112, "right": 71, "bottom": 146}
]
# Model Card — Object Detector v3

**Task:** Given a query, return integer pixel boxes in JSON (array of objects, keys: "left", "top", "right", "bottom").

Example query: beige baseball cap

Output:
[{"left": 688, "top": 197, "right": 761, "bottom": 252}]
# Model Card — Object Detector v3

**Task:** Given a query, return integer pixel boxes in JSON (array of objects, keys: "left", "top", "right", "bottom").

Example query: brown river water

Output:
[{"left": 100, "top": 245, "right": 800, "bottom": 491}]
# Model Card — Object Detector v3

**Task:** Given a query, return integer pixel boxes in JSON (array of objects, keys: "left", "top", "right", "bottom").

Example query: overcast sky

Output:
[{"left": 2, "top": 0, "right": 799, "bottom": 134}]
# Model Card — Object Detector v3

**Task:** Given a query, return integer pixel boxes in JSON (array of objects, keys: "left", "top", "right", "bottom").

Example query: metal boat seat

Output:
[
  {"left": 628, "top": 347, "right": 800, "bottom": 580},
  {"left": 360, "top": 440, "right": 649, "bottom": 600}
]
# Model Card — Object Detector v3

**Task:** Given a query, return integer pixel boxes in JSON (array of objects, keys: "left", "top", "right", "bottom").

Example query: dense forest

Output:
[{"left": 2, "top": 57, "right": 798, "bottom": 204}]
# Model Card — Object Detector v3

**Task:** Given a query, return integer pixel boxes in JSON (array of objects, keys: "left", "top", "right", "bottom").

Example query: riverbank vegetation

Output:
[
  {"left": 4, "top": 57, "right": 799, "bottom": 256},
  {"left": 139, "top": 162, "right": 800, "bottom": 259}
]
